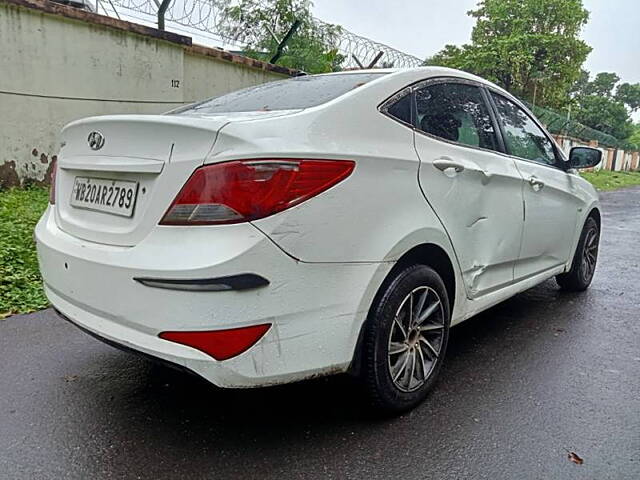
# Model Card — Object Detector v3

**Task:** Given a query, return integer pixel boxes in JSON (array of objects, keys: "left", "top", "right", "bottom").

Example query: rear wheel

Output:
[
  {"left": 556, "top": 216, "right": 599, "bottom": 291},
  {"left": 360, "top": 264, "right": 450, "bottom": 414}
]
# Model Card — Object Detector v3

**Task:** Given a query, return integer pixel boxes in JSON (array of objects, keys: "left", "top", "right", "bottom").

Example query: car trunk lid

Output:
[{"left": 55, "top": 114, "right": 227, "bottom": 246}]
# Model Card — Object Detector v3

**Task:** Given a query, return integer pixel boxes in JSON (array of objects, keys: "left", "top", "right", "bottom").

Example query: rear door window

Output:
[
  {"left": 173, "top": 73, "right": 388, "bottom": 114},
  {"left": 415, "top": 82, "right": 499, "bottom": 152}
]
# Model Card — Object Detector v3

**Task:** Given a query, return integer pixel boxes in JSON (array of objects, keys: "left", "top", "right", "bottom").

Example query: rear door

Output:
[
  {"left": 412, "top": 79, "right": 525, "bottom": 299},
  {"left": 488, "top": 92, "right": 582, "bottom": 280}
]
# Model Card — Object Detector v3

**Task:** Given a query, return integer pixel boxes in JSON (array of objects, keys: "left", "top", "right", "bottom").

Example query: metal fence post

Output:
[
  {"left": 270, "top": 20, "right": 301, "bottom": 64},
  {"left": 157, "top": 0, "right": 173, "bottom": 31}
]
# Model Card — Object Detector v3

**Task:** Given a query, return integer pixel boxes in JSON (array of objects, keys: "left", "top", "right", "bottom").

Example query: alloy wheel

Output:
[
  {"left": 387, "top": 286, "right": 445, "bottom": 392},
  {"left": 582, "top": 227, "right": 599, "bottom": 282}
]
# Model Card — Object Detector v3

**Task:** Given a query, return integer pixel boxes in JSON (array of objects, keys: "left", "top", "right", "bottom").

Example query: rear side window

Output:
[
  {"left": 173, "top": 73, "right": 387, "bottom": 114},
  {"left": 415, "top": 83, "right": 499, "bottom": 151},
  {"left": 385, "top": 93, "right": 412, "bottom": 125},
  {"left": 491, "top": 93, "right": 557, "bottom": 166}
]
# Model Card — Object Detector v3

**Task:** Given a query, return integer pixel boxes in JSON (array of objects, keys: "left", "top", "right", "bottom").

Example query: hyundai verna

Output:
[{"left": 36, "top": 68, "right": 602, "bottom": 412}]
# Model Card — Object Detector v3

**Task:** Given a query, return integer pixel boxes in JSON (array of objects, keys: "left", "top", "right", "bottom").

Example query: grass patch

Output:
[
  {"left": 0, "top": 187, "right": 50, "bottom": 317},
  {"left": 581, "top": 170, "right": 640, "bottom": 191}
]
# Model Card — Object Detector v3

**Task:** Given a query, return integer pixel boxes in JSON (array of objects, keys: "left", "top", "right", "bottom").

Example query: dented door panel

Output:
[{"left": 415, "top": 134, "right": 525, "bottom": 299}]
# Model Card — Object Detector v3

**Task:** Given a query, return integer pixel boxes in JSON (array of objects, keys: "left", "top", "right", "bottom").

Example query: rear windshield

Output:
[{"left": 172, "top": 72, "right": 387, "bottom": 114}]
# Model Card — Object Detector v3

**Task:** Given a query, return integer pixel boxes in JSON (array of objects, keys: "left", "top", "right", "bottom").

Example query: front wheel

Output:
[
  {"left": 556, "top": 216, "right": 600, "bottom": 292},
  {"left": 360, "top": 264, "right": 451, "bottom": 414}
]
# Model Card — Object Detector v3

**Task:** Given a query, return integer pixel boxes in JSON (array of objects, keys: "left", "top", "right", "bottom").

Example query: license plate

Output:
[{"left": 70, "top": 177, "right": 139, "bottom": 217}]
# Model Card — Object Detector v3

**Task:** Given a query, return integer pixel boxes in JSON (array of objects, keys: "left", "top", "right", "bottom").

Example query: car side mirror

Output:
[{"left": 568, "top": 147, "right": 602, "bottom": 169}]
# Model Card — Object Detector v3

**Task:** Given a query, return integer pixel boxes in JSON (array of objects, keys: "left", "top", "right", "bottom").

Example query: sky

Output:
[{"left": 312, "top": 0, "right": 640, "bottom": 85}]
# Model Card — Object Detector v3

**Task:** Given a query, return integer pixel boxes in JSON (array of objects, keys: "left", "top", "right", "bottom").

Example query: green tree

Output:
[
  {"left": 582, "top": 72, "right": 619, "bottom": 97},
  {"left": 628, "top": 124, "right": 640, "bottom": 149},
  {"left": 219, "top": 0, "right": 343, "bottom": 73},
  {"left": 616, "top": 83, "right": 640, "bottom": 112},
  {"left": 426, "top": 0, "right": 592, "bottom": 109},
  {"left": 569, "top": 69, "right": 590, "bottom": 96},
  {"left": 570, "top": 72, "right": 637, "bottom": 141},
  {"left": 573, "top": 95, "right": 634, "bottom": 140}
]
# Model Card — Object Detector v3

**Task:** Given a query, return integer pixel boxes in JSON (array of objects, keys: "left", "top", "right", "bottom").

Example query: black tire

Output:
[
  {"left": 556, "top": 216, "right": 599, "bottom": 292},
  {"left": 360, "top": 264, "right": 451, "bottom": 414}
]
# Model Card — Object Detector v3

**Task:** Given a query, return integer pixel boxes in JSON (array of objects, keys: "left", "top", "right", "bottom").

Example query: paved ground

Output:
[{"left": 1, "top": 188, "right": 639, "bottom": 480}]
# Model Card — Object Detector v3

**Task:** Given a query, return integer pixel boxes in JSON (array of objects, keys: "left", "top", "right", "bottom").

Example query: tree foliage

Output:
[
  {"left": 426, "top": 0, "right": 591, "bottom": 109},
  {"left": 616, "top": 83, "right": 640, "bottom": 112},
  {"left": 570, "top": 72, "right": 640, "bottom": 141},
  {"left": 583, "top": 72, "right": 619, "bottom": 97},
  {"left": 628, "top": 124, "right": 640, "bottom": 150},
  {"left": 219, "top": 0, "right": 343, "bottom": 73},
  {"left": 572, "top": 95, "right": 633, "bottom": 140}
]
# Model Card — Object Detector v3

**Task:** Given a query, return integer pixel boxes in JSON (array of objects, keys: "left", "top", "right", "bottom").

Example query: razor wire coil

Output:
[{"left": 106, "top": 0, "right": 422, "bottom": 68}]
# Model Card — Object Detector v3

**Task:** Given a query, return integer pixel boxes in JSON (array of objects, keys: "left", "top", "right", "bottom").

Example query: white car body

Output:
[{"left": 36, "top": 67, "right": 600, "bottom": 389}]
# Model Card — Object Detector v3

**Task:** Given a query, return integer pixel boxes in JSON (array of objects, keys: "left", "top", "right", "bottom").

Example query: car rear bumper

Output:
[
  {"left": 35, "top": 207, "right": 391, "bottom": 387},
  {"left": 53, "top": 307, "right": 196, "bottom": 376}
]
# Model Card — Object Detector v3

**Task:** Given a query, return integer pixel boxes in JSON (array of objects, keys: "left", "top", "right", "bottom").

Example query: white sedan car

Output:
[{"left": 36, "top": 67, "right": 602, "bottom": 412}]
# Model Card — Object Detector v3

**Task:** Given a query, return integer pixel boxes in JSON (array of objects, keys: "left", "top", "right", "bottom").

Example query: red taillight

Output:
[
  {"left": 159, "top": 324, "right": 271, "bottom": 361},
  {"left": 160, "top": 159, "right": 355, "bottom": 225},
  {"left": 49, "top": 158, "right": 57, "bottom": 204}
]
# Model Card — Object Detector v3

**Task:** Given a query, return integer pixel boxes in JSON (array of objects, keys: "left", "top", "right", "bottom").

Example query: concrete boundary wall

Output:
[{"left": 0, "top": 0, "right": 295, "bottom": 187}]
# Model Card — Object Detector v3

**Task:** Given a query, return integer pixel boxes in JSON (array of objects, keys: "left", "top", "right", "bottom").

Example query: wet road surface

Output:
[{"left": 1, "top": 187, "right": 639, "bottom": 479}]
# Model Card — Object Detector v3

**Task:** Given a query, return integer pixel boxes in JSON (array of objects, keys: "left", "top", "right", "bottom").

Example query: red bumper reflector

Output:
[{"left": 159, "top": 324, "right": 271, "bottom": 361}]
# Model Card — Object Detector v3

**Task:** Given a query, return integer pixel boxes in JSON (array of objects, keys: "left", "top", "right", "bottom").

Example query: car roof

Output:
[{"left": 314, "top": 67, "right": 512, "bottom": 99}]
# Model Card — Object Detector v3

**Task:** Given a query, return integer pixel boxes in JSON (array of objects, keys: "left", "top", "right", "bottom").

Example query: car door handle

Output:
[
  {"left": 433, "top": 158, "right": 465, "bottom": 173},
  {"left": 529, "top": 176, "right": 545, "bottom": 190}
]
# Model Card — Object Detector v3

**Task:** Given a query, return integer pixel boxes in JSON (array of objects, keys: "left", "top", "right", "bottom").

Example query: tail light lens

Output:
[
  {"left": 159, "top": 324, "right": 271, "bottom": 361},
  {"left": 49, "top": 158, "right": 57, "bottom": 204},
  {"left": 160, "top": 159, "right": 355, "bottom": 225}
]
